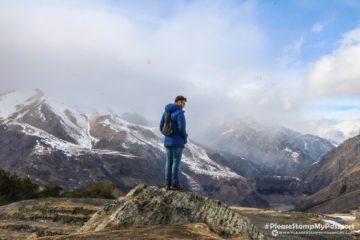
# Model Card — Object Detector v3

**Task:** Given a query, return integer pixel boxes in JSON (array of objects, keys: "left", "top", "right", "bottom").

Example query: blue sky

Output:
[
  {"left": 1, "top": 0, "right": 360, "bottom": 142},
  {"left": 260, "top": 0, "right": 360, "bottom": 60},
  {"left": 95, "top": 0, "right": 360, "bottom": 62}
]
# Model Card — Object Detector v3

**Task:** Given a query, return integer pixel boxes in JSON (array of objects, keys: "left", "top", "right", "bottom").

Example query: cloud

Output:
[
  {"left": 0, "top": 1, "right": 263, "bottom": 111},
  {"left": 280, "top": 36, "right": 304, "bottom": 67},
  {"left": 311, "top": 17, "right": 334, "bottom": 33},
  {"left": 303, "top": 27, "right": 360, "bottom": 141},
  {"left": 0, "top": 0, "right": 311, "bottom": 138},
  {"left": 312, "top": 23, "right": 324, "bottom": 33},
  {"left": 302, "top": 118, "right": 360, "bottom": 144},
  {"left": 0, "top": 1, "right": 354, "bottom": 143},
  {"left": 307, "top": 28, "right": 360, "bottom": 98}
]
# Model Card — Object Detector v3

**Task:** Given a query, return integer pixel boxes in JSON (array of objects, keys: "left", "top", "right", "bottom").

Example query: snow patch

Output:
[
  {"left": 323, "top": 219, "right": 345, "bottom": 229},
  {"left": 0, "top": 90, "right": 40, "bottom": 118},
  {"left": 44, "top": 99, "right": 95, "bottom": 149},
  {"left": 221, "top": 128, "right": 234, "bottom": 135},
  {"left": 183, "top": 143, "right": 242, "bottom": 179},
  {"left": 7, "top": 121, "right": 135, "bottom": 158},
  {"left": 335, "top": 215, "right": 356, "bottom": 221},
  {"left": 182, "top": 172, "right": 205, "bottom": 194},
  {"left": 282, "top": 147, "right": 300, "bottom": 163}
]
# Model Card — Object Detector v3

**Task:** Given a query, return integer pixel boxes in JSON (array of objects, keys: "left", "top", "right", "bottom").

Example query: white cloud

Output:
[
  {"left": 279, "top": 36, "right": 304, "bottom": 67},
  {"left": 312, "top": 23, "right": 324, "bottom": 33},
  {"left": 308, "top": 28, "right": 360, "bottom": 98},
  {"left": 0, "top": 0, "right": 311, "bottom": 137},
  {"left": 305, "top": 26, "right": 360, "bottom": 141},
  {"left": 0, "top": 1, "right": 265, "bottom": 114},
  {"left": 311, "top": 17, "right": 334, "bottom": 33},
  {"left": 302, "top": 118, "right": 360, "bottom": 144},
  {"left": 0, "top": 1, "right": 355, "bottom": 143}
]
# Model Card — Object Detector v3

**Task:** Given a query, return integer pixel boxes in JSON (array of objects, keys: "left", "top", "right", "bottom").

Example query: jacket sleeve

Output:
[
  {"left": 177, "top": 111, "right": 188, "bottom": 143},
  {"left": 159, "top": 112, "right": 165, "bottom": 132}
]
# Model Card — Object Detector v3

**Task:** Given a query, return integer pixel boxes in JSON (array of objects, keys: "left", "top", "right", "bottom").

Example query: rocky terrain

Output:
[
  {"left": 77, "top": 184, "right": 263, "bottom": 239},
  {"left": 0, "top": 185, "right": 357, "bottom": 239},
  {"left": 0, "top": 197, "right": 111, "bottom": 239},
  {"left": 232, "top": 206, "right": 360, "bottom": 240},
  {"left": 297, "top": 134, "right": 360, "bottom": 213}
]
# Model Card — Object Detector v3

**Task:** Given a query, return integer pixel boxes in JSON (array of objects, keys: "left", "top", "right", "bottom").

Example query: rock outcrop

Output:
[{"left": 78, "top": 184, "right": 265, "bottom": 239}]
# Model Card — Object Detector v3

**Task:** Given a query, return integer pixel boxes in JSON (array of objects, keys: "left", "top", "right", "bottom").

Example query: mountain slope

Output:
[
  {"left": 297, "top": 134, "right": 360, "bottom": 213},
  {"left": 0, "top": 89, "right": 267, "bottom": 207}
]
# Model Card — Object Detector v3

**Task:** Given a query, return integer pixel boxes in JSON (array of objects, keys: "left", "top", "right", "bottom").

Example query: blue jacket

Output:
[{"left": 160, "top": 103, "right": 188, "bottom": 147}]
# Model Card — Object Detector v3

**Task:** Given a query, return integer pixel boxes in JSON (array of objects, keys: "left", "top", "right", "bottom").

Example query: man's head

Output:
[{"left": 175, "top": 95, "right": 187, "bottom": 109}]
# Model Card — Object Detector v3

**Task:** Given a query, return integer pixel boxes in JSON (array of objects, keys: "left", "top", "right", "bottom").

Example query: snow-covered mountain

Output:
[
  {"left": 0, "top": 89, "right": 267, "bottom": 207},
  {"left": 201, "top": 117, "right": 335, "bottom": 177}
]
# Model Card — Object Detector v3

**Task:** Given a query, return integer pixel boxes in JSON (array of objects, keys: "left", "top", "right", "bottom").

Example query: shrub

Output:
[{"left": 61, "top": 182, "right": 123, "bottom": 199}]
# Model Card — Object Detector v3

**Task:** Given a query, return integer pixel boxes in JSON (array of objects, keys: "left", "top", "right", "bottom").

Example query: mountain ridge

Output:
[
  {"left": 297, "top": 134, "right": 360, "bottom": 213},
  {"left": 201, "top": 117, "right": 335, "bottom": 177},
  {"left": 0, "top": 89, "right": 267, "bottom": 207}
]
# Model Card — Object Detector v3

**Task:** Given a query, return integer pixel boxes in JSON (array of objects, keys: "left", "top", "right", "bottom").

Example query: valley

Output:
[{"left": 0, "top": 89, "right": 360, "bottom": 239}]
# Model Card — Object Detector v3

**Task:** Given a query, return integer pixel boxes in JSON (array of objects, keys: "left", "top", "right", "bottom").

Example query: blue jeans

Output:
[{"left": 165, "top": 146, "right": 184, "bottom": 186}]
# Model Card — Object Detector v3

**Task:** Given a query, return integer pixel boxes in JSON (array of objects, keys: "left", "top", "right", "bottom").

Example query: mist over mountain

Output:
[
  {"left": 0, "top": 89, "right": 270, "bottom": 207},
  {"left": 2, "top": 0, "right": 360, "bottom": 146},
  {"left": 0, "top": 89, "right": 342, "bottom": 211},
  {"left": 197, "top": 117, "right": 335, "bottom": 177}
]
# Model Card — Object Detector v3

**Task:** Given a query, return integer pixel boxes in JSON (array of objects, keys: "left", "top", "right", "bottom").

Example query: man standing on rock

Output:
[{"left": 160, "top": 96, "right": 188, "bottom": 191}]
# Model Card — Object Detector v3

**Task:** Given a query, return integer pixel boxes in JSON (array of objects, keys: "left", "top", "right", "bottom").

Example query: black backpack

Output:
[{"left": 161, "top": 111, "right": 176, "bottom": 136}]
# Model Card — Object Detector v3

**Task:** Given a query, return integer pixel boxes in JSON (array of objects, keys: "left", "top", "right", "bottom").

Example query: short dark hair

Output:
[{"left": 174, "top": 95, "right": 187, "bottom": 102}]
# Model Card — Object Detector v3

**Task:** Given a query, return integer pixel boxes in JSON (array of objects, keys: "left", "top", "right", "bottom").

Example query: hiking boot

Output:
[
  {"left": 171, "top": 185, "right": 184, "bottom": 191},
  {"left": 165, "top": 185, "right": 171, "bottom": 191}
]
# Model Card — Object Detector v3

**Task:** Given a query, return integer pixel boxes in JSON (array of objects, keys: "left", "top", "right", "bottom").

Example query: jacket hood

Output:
[{"left": 165, "top": 103, "right": 181, "bottom": 113}]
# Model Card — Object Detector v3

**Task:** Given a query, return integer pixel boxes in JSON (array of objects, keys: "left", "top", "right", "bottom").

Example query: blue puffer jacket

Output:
[{"left": 160, "top": 103, "right": 188, "bottom": 147}]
